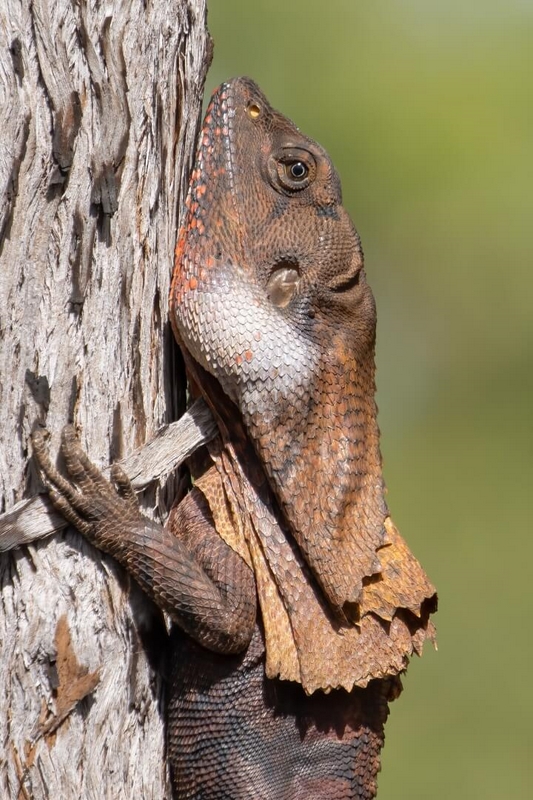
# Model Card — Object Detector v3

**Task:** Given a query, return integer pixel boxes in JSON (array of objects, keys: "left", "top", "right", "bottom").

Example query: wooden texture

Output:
[{"left": 0, "top": 1, "right": 211, "bottom": 796}]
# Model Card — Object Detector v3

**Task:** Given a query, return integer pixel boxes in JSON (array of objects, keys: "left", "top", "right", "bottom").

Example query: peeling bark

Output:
[{"left": 0, "top": 1, "right": 211, "bottom": 796}]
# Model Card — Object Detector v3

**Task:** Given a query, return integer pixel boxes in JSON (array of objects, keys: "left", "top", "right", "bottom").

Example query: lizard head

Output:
[{"left": 172, "top": 78, "right": 387, "bottom": 615}]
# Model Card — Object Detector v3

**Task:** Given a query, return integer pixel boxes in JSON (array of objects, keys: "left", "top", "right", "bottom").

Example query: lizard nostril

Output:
[{"left": 266, "top": 262, "right": 300, "bottom": 308}]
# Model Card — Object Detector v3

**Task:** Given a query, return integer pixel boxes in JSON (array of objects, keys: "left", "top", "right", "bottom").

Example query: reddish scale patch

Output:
[
  {"left": 171, "top": 83, "right": 232, "bottom": 315},
  {"left": 174, "top": 230, "right": 187, "bottom": 262}
]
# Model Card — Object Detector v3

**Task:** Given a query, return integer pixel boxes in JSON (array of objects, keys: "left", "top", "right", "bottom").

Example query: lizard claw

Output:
[
  {"left": 32, "top": 427, "right": 93, "bottom": 535},
  {"left": 33, "top": 429, "right": 81, "bottom": 503},
  {"left": 110, "top": 463, "right": 138, "bottom": 511},
  {"left": 32, "top": 426, "right": 142, "bottom": 551}
]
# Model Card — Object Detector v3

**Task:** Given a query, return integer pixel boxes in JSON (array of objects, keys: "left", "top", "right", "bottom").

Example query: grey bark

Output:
[{"left": 0, "top": 1, "right": 212, "bottom": 797}]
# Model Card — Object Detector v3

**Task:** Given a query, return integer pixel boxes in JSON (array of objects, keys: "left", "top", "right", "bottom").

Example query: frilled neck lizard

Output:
[{"left": 34, "top": 77, "right": 437, "bottom": 798}]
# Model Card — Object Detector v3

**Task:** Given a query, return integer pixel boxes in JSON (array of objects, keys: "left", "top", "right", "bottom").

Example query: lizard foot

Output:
[{"left": 32, "top": 426, "right": 142, "bottom": 551}]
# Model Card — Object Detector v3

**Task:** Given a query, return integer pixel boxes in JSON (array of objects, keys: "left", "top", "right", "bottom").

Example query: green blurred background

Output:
[{"left": 206, "top": 1, "right": 532, "bottom": 798}]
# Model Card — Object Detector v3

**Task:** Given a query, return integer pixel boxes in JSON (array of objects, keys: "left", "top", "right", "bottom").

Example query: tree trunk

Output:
[{"left": 0, "top": 1, "right": 211, "bottom": 796}]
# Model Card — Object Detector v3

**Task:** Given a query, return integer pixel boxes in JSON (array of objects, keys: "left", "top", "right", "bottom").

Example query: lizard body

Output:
[{"left": 34, "top": 78, "right": 436, "bottom": 798}]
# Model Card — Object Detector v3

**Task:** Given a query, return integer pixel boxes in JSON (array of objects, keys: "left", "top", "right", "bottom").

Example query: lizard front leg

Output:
[{"left": 32, "top": 426, "right": 256, "bottom": 655}]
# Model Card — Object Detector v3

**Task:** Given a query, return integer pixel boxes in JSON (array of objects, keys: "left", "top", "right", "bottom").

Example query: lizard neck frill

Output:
[
  {"left": 241, "top": 323, "right": 388, "bottom": 615},
  {"left": 174, "top": 250, "right": 387, "bottom": 616}
]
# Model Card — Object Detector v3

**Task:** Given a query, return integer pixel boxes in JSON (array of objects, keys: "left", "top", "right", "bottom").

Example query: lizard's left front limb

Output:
[{"left": 33, "top": 427, "right": 256, "bottom": 654}]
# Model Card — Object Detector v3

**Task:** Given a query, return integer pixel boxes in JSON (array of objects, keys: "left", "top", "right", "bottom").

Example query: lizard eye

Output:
[
  {"left": 268, "top": 148, "right": 316, "bottom": 194},
  {"left": 287, "top": 161, "right": 307, "bottom": 180}
]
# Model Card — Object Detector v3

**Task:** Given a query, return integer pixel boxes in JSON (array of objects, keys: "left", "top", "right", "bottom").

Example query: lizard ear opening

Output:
[
  {"left": 266, "top": 262, "right": 301, "bottom": 307},
  {"left": 246, "top": 102, "right": 262, "bottom": 119}
]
